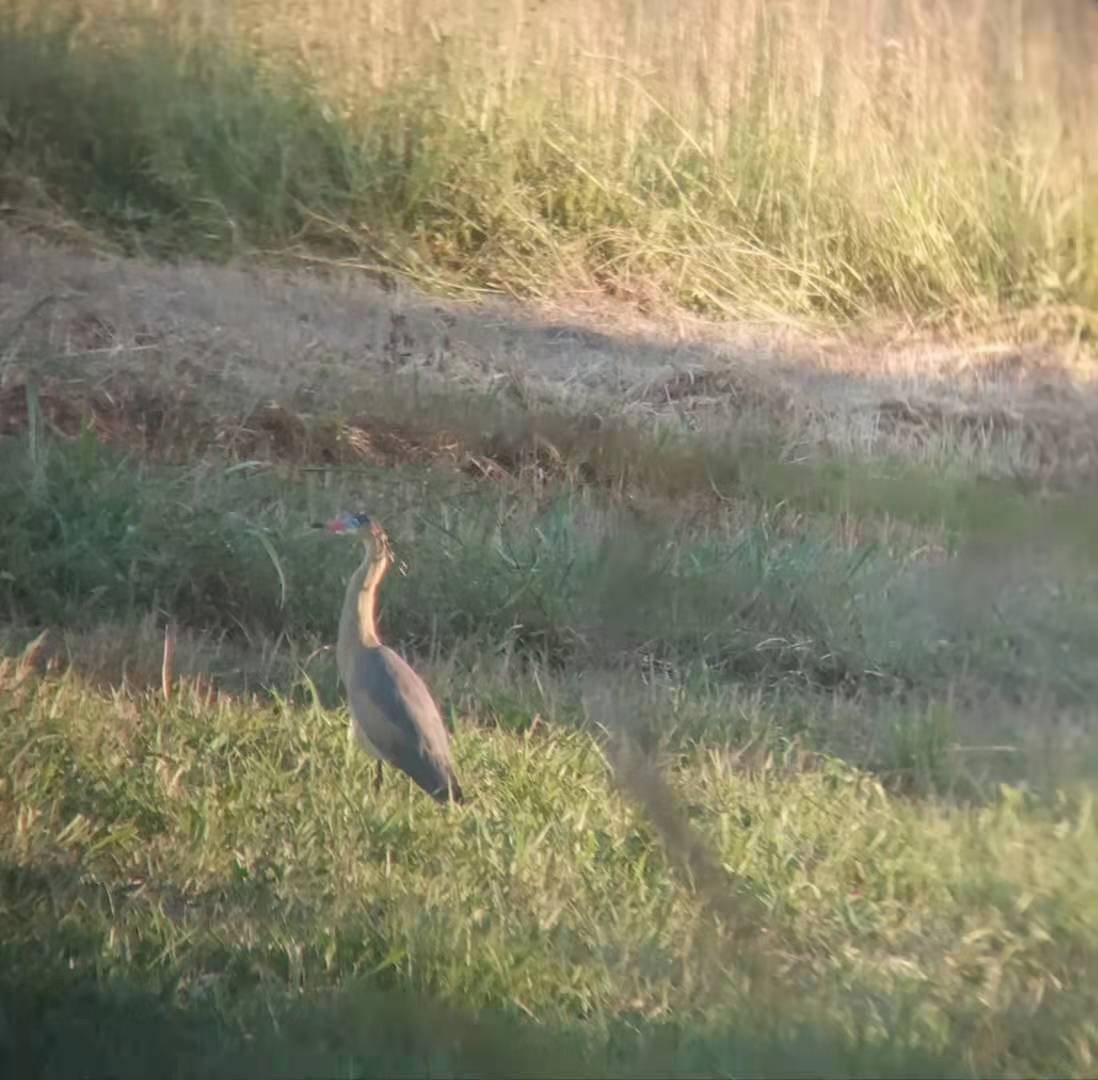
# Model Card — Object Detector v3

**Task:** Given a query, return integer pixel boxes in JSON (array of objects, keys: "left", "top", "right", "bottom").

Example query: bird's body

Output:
[{"left": 329, "top": 512, "right": 462, "bottom": 804}]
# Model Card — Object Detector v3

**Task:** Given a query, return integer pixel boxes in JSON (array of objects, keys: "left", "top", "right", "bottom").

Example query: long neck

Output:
[{"left": 339, "top": 546, "right": 389, "bottom": 649}]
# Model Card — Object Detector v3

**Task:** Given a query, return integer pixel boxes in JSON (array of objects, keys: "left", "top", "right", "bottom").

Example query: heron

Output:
[{"left": 318, "top": 510, "right": 463, "bottom": 804}]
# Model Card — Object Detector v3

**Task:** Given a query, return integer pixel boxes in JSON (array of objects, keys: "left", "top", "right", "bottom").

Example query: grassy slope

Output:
[
  {"left": 1, "top": 0, "right": 1097, "bottom": 322},
  {"left": 1, "top": 235, "right": 1097, "bottom": 1079},
  {"left": 1, "top": 393, "right": 1097, "bottom": 1076},
  {"left": 3, "top": 662, "right": 1096, "bottom": 1079},
  {"left": 2, "top": 1, "right": 1098, "bottom": 1075}
]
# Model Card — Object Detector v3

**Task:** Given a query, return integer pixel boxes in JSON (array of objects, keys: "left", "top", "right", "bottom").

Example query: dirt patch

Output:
[
  {"left": 4, "top": 225, "right": 1098, "bottom": 485},
  {"left": 0, "top": 378, "right": 142, "bottom": 444},
  {"left": 874, "top": 397, "right": 1029, "bottom": 439},
  {"left": 0, "top": 372, "right": 652, "bottom": 495},
  {"left": 0, "top": 376, "right": 226, "bottom": 456},
  {"left": 215, "top": 404, "right": 478, "bottom": 472},
  {"left": 0, "top": 372, "right": 758, "bottom": 513}
]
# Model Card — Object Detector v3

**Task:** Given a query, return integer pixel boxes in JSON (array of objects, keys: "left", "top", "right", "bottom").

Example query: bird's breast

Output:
[{"left": 349, "top": 712, "right": 382, "bottom": 758}]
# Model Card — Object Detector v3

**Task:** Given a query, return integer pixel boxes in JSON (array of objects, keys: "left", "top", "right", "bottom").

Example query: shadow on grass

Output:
[{"left": 0, "top": 951, "right": 969, "bottom": 1080}]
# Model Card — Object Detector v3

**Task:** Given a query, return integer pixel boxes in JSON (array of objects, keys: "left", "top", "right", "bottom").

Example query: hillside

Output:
[{"left": 2, "top": 2, "right": 1098, "bottom": 1077}]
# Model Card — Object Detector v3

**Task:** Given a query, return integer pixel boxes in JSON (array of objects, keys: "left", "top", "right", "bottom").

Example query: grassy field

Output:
[
  {"left": 2, "top": 0, "right": 1098, "bottom": 1077},
  {"left": 2, "top": 0, "right": 1097, "bottom": 323},
  {"left": 1, "top": 233, "right": 1097, "bottom": 1076}
]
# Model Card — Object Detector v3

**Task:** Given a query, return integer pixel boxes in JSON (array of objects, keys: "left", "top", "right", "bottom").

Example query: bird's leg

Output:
[{"left": 374, "top": 759, "right": 383, "bottom": 793}]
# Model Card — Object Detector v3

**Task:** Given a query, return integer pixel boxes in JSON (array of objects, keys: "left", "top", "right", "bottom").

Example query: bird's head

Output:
[
  {"left": 320, "top": 509, "right": 373, "bottom": 535},
  {"left": 315, "top": 510, "right": 392, "bottom": 559}
]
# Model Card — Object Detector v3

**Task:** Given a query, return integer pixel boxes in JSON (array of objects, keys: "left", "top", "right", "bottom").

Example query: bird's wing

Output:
[{"left": 346, "top": 646, "right": 460, "bottom": 800}]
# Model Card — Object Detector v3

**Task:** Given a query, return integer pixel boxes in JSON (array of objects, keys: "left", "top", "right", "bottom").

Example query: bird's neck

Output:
[{"left": 340, "top": 548, "right": 389, "bottom": 649}]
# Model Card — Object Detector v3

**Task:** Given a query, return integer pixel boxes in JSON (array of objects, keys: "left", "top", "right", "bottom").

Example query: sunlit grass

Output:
[
  {"left": 1, "top": 412, "right": 1096, "bottom": 1076},
  {"left": 2, "top": 3, "right": 1098, "bottom": 1072},
  {"left": 2, "top": 0, "right": 1096, "bottom": 322},
  {"left": 2, "top": 665, "right": 1096, "bottom": 1077}
]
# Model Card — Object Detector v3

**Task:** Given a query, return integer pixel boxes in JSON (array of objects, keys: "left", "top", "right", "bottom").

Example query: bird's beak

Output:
[{"left": 314, "top": 517, "right": 348, "bottom": 533}]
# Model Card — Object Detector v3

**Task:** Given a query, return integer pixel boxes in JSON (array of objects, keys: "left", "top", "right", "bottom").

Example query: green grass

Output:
[
  {"left": 0, "top": 409, "right": 1096, "bottom": 1075},
  {"left": 2, "top": 3, "right": 1098, "bottom": 1071},
  {"left": 2, "top": 667, "right": 1095, "bottom": 1078},
  {"left": 4, "top": 429, "right": 1098, "bottom": 711},
  {"left": 2, "top": 0, "right": 1096, "bottom": 322}
]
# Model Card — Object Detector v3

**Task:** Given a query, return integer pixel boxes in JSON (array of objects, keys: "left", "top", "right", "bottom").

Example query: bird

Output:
[{"left": 318, "top": 509, "right": 463, "bottom": 804}]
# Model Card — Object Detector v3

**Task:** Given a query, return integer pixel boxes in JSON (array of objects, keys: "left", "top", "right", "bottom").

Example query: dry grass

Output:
[
  {"left": 4, "top": 228, "right": 1098, "bottom": 491},
  {"left": 3, "top": 0, "right": 1097, "bottom": 319}
]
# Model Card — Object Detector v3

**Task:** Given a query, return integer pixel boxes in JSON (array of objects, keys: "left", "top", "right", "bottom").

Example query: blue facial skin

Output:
[{"left": 314, "top": 510, "right": 372, "bottom": 532}]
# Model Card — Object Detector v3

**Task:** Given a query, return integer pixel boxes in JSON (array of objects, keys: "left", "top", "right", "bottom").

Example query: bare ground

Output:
[{"left": 2, "top": 225, "right": 1098, "bottom": 483}]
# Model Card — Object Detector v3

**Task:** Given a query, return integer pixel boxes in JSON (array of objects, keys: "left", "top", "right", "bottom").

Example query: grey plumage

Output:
[
  {"left": 344, "top": 645, "right": 463, "bottom": 801},
  {"left": 325, "top": 509, "right": 463, "bottom": 804}
]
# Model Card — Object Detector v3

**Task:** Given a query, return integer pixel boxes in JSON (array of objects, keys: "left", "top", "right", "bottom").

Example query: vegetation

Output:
[
  {"left": 4, "top": 655, "right": 1095, "bottom": 1080},
  {"left": 1, "top": 0, "right": 1097, "bottom": 322},
  {"left": 1, "top": 376, "right": 1097, "bottom": 1076},
  {"left": 2, "top": 1, "right": 1098, "bottom": 1076}
]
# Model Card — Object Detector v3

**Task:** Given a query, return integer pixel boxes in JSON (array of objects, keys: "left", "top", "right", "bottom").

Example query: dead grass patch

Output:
[{"left": 4, "top": 228, "right": 1098, "bottom": 493}]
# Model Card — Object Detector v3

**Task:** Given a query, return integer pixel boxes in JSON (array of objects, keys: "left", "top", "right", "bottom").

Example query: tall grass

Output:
[
  {"left": 2, "top": 0, "right": 1096, "bottom": 320},
  {"left": 4, "top": 428, "right": 1098, "bottom": 710}
]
